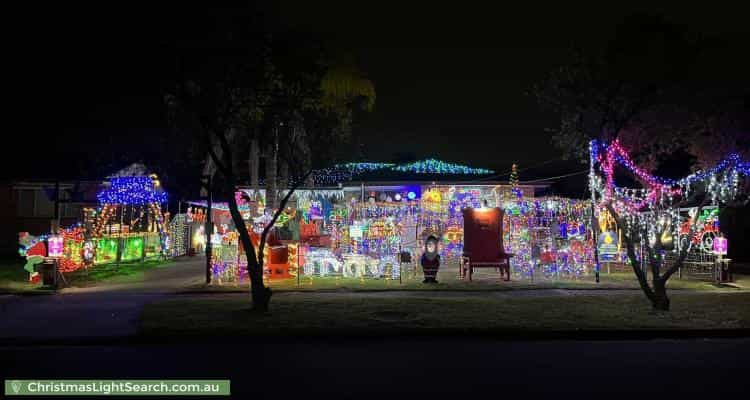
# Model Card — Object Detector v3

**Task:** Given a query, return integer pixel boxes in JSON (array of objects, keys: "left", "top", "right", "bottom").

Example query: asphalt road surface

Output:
[{"left": 3, "top": 338, "right": 747, "bottom": 399}]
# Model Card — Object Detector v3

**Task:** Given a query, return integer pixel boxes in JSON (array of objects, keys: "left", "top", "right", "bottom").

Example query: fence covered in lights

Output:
[
  {"left": 18, "top": 171, "right": 172, "bottom": 283},
  {"left": 183, "top": 184, "right": 598, "bottom": 284}
]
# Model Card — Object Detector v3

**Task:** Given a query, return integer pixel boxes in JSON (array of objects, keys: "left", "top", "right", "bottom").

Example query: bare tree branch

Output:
[
  {"left": 605, "top": 203, "right": 656, "bottom": 301},
  {"left": 258, "top": 169, "right": 313, "bottom": 265}
]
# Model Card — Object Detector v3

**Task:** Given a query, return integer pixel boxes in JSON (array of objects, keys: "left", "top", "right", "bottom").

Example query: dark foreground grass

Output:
[{"left": 140, "top": 291, "right": 750, "bottom": 338}]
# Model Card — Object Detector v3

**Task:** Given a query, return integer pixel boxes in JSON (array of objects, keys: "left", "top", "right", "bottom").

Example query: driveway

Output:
[{"left": 60, "top": 256, "right": 206, "bottom": 294}]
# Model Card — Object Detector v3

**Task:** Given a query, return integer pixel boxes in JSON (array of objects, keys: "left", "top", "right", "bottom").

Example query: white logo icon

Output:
[{"left": 11, "top": 380, "right": 22, "bottom": 394}]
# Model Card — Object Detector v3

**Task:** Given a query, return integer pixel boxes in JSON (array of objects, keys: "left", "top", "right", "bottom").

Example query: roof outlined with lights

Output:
[{"left": 314, "top": 158, "right": 495, "bottom": 185}]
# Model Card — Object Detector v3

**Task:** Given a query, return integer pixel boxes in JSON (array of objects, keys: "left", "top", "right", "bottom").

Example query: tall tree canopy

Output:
[
  {"left": 164, "top": 29, "right": 375, "bottom": 311},
  {"left": 534, "top": 13, "right": 749, "bottom": 171}
]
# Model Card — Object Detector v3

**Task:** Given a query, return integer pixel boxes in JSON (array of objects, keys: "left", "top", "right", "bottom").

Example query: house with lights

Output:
[{"left": 183, "top": 158, "right": 570, "bottom": 284}]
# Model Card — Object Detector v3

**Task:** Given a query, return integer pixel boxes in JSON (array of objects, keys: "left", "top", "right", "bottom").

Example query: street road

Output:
[{"left": 3, "top": 338, "right": 747, "bottom": 398}]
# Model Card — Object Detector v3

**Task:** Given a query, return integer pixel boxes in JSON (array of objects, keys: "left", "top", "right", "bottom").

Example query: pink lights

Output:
[
  {"left": 48, "top": 236, "right": 63, "bottom": 258},
  {"left": 594, "top": 139, "right": 684, "bottom": 211},
  {"left": 713, "top": 237, "right": 728, "bottom": 255}
]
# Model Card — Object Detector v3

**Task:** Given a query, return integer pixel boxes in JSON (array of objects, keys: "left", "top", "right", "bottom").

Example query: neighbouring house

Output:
[{"left": 0, "top": 180, "right": 101, "bottom": 256}]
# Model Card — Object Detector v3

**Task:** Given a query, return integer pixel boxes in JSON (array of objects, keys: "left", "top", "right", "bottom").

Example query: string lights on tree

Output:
[
  {"left": 589, "top": 139, "right": 749, "bottom": 310},
  {"left": 589, "top": 139, "right": 748, "bottom": 215}
]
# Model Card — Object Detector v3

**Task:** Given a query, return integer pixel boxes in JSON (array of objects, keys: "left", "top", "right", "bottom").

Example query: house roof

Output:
[{"left": 313, "top": 158, "right": 499, "bottom": 185}]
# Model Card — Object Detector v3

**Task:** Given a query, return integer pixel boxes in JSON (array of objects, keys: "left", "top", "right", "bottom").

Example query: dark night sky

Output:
[{"left": 7, "top": 3, "right": 750, "bottom": 193}]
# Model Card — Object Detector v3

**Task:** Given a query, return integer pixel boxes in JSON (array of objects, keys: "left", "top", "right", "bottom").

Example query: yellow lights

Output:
[{"left": 424, "top": 189, "right": 442, "bottom": 203}]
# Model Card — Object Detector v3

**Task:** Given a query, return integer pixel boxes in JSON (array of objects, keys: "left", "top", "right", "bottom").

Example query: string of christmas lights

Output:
[
  {"left": 314, "top": 159, "right": 495, "bottom": 185},
  {"left": 590, "top": 139, "right": 749, "bottom": 213},
  {"left": 391, "top": 158, "right": 494, "bottom": 175},
  {"left": 97, "top": 176, "right": 168, "bottom": 205}
]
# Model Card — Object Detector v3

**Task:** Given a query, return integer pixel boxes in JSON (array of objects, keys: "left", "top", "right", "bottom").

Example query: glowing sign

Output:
[
  {"left": 349, "top": 223, "right": 363, "bottom": 239},
  {"left": 713, "top": 237, "right": 728, "bottom": 255},
  {"left": 83, "top": 240, "right": 96, "bottom": 262},
  {"left": 597, "top": 231, "right": 618, "bottom": 256},
  {"left": 48, "top": 236, "right": 64, "bottom": 257}
]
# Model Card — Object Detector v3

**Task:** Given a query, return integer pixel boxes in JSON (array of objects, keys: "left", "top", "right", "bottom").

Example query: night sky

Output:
[{"left": 8, "top": 3, "right": 750, "bottom": 193}]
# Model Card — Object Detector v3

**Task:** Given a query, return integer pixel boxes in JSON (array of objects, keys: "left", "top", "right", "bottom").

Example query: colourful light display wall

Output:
[
  {"left": 203, "top": 183, "right": 597, "bottom": 284},
  {"left": 121, "top": 236, "right": 144, "bottom": 262},
  {"left": 96, "top": 238, "right": 119, "bottom": 264}
]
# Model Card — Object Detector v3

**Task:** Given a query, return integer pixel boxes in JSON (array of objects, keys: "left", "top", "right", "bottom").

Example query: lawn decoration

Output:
[
  {"left": 18, "top": 232, "right": 45, "bottom": 283},
  {"left": 460, "top": 207, "right": 512, "bottom": 281},
  {"left": 95, "top": 167, "right": 169, "bottom": 263},
  {"left": 16, "top": 165, "right": 172, "bottom": 281},
  {"left": 678, "top": 208, "right": 720, "bottom": 253}
]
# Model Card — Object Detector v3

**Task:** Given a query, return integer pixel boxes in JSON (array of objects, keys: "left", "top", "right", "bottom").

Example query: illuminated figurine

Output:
[
  {"left": 18, "top": 232, "right": 46, "bottom": 283},
  {"left": 421, "top": 235, "right": 441, "bottom": 283}
]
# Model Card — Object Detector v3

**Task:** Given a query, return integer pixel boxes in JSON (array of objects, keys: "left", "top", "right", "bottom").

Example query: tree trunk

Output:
[
  {"left": 250, "top": 137, "right": 259, "bottom": 200},
  {"left": 226, "top": 184, "right": 272, "bottom": 312},
  {"left": 265, "top": 130, "right": 278, "bottom": 210},
  {"left": 250, "top": 279, "right": 272, "bottom": 312},
  {"left": 306, "top": 171, "right": 314, "bottom": 188},
  {"left": 202, "top": 129, "right": 237, "bottom": 197},
  {"left": 651, "top": 279, "right": 670, "bottom": 311},
  {"left": 279, "top": 161, "right": 289, "bottom": 189}
]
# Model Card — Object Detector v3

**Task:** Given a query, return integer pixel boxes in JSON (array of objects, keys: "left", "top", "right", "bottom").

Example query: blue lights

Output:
[
  {"left": 97, "top": 176, "right": 168, "bottom": 205},
  {"left": 391, "top": 158, "right": 494, "bottom": 175},
  {"left": 314, "top": 159, "right": 495, "bottom": 185}
]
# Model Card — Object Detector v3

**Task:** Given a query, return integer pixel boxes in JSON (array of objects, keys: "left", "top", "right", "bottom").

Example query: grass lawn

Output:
[
  {"left": 0, "top": 257, "right": 49, "bottom": 294},
  {"left": 63, "top": 259, "right": 173, "bottom": 287},
  {"left": 0, "top": 257, "right": 173, "bottom": 293},
  {"left": 192, "top": 266, "right": 744, "bottom": 293},
  {"left": 140, "top": 291, "right": 750, "bottom": 337}
]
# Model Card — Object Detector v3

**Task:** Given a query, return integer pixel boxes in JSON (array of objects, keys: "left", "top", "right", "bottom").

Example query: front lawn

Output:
[
  {"left": 0, "top": 257, "right": 173, "bottom": 293},
  {"left": 0, "top": 257, "right": 48, "bottom": 294},
  {"left": 140, "top": 291, "right": 750, "bottom": 337},
  {"left": 64, "top": 259, "right": 173, "bottom": 287}
]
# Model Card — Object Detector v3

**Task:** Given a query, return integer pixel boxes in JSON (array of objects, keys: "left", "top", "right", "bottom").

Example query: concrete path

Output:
[{"left": 60, "top": 256, "right": 206, "bottom": 294}]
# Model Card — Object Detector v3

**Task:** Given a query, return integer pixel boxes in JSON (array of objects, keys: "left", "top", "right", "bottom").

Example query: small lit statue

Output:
[
  {"left": 18, "top": 232, "right": 45, "bottom": 283},
  {"left": 420, "top": 235, "right": 441, "bottom": 283}
]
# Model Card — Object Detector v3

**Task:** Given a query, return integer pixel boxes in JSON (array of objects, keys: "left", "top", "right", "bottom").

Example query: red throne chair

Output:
[
  {"left": 461, "top": 207, "right": 513, "bottom": 281},
  {"left": 242, "top": 231, "right": 291, "bottom": 279}
]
